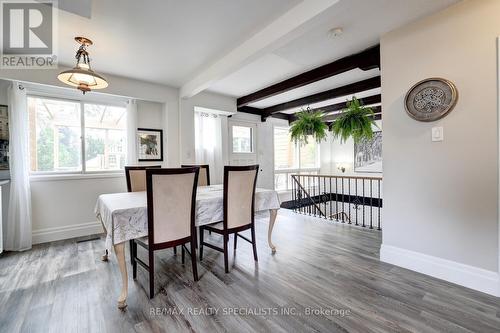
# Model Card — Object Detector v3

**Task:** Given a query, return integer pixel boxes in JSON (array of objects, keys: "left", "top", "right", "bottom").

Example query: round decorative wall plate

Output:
[{"left": 404, "top": 78, "right": 458, "bottom": 122}]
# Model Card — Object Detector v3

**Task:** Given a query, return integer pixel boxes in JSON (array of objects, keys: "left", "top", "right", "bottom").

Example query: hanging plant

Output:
[
  {"left": 289, "top": 106, "right": 328, "bottom": 145},
  {"left": 331, "top": 97, "right": 378, "bottom": 144}
]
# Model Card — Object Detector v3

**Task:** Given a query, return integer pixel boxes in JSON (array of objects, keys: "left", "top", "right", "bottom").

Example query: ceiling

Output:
[
  {"left": 57, "top": 0, "right": 300, "bottom": 87},
  {"left": 56, "top": 0, "right": 459, "bottom": 100},
  {"left": 208, "top": 0, "right": 458, "bottom": 104}
]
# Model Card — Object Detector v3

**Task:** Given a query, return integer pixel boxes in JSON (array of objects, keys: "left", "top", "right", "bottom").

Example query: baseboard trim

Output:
[
  {"left": 32, "top": 221, "right": 104, "bottom": 244},
  {"left": 380, "top": 244, "right": 500, "bottom": 297}
]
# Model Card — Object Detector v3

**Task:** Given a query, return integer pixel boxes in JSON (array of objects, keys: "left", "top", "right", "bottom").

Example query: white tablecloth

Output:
[{"left": 94, "top": 185, "right": 281, "bottom": 250}]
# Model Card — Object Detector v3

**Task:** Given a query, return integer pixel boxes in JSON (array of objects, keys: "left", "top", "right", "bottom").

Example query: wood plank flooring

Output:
[{"left": 1, "top": 209, "right": 499, "bottom": 333}]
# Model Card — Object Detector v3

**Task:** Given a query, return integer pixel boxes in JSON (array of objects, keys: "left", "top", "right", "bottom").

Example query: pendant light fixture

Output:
[{"left": 57, "top": 37, "right": 108, "bottom": 94}]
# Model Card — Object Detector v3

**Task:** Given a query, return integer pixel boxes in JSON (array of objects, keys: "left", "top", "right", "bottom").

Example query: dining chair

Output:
[
  {"left": 181, "top": 164, "right": 210, "bottom": 186},
  {"left": 124, "top": 165, "right": 162, "bottom": 192},
  {"left": 131, "top": 167, "right": 200, "bottom": 298},
  {"left": 199, "top": 165, "right": 259, "bottom": 273},
  {"left": 124, "top": 165, "right": 178, "bottom": 258}
]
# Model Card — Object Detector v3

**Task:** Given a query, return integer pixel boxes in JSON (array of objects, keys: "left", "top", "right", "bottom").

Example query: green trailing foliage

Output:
[
  {"left": 289, "top": 107, "right": 328, "bottom": 145},
  {"left": 331, "top": 97, "right": 378, "bottom": 144}
]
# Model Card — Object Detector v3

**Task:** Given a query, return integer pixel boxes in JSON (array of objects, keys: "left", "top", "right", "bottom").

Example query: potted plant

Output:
[
  {"left": 331, "top": 97, "right": 378, "bottom": 143},
  {"left": 289, "top": 107, "right": 328, "bottom": 145}
]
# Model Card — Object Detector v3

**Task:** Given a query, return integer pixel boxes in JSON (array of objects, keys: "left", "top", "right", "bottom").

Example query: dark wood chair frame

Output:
[
  {"left": 199, "top": 165, "right": 259, "bottom": 273},
  {"left": 181, "top": 164, "right": 211, "bottom": 237},
  {"left": 131, "top": 167, "right": 200, "bottom": 298},
  {"left": 181, "top": 164, "right": 210, "bottom": 186}
]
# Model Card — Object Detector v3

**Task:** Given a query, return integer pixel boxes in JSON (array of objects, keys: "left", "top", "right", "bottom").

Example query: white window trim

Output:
[
  {"left": 30, "top": 172, "right": 125, "bottom": 182},
  {"left": 27, "top": 93, "right": 128, "bottom": 178},
  {"left": 230, "top": 122, "right": 255, "bottom": 154}
]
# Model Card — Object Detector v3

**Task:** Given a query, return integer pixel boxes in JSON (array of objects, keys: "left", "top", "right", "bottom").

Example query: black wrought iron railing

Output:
[{"left": 290, "top": 174, "right": 383, "bottom": 230}]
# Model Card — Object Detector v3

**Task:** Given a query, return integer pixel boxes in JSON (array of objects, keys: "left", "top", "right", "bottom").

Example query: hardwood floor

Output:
[{"left": 1, "top": 209, "right": 499, "bottom": 333}]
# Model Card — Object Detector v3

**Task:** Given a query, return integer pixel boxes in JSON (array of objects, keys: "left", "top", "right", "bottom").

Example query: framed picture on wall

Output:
[
  {"left": 354, "top": 131, "right": 382, "bottom": 173},
  {"left": 0, "top": 105, "right": 9, "bottom": 170},
  {"left": 137, "top": 128, "right": 163, "bottom": 161}
]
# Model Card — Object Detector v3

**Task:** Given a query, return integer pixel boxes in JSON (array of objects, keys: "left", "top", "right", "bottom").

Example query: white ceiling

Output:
[
  {"left": 209, "top": 0, "right": 459, "bottom": 103},
  {"left": 57, "top": 0, "right": 300, "bottom": 87},
  {"left": 56, "top": 0, "right": 459, "bottom": 101}
]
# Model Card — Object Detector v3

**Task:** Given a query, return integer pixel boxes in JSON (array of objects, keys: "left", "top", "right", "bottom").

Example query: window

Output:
[
  {"left": 232, "top": 125, "right": 253, "bottom": 153},
  {"left": 273, "top": 126, "right": 320, "bottom": 191},
  {"left": 83, "top": 103, "right": 127, "bottom": 171},
  {"left": 299, "top": 139, "right": 319, "bottom": 168},
  {"left": 28, "top": 96, "right": 127, "bottom": 174}
]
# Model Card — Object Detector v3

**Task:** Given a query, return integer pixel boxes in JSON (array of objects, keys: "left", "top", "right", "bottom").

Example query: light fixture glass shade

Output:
[
  {"left": 58, "top": 67, "right": 108, "bottom": 93},
  {"left": 57, "top": 37, "right": 108, "bottom": 94}
]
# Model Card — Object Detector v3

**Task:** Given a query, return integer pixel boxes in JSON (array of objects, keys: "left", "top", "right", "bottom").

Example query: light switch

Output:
[{"left": 431, "top": 127, "right": 443, "bottom": 142}]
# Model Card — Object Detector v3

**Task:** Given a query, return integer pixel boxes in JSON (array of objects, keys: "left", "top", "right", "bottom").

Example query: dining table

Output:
[{"left": 94, "top": 184, "right": 281, "bottom": 307}]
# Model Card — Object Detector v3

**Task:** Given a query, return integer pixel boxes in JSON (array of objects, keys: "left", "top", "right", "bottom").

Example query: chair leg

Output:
[
  {"left": 195, "top": 228, "right": 198, "bottom": 249},
  {"left": 129, "top": 240, "right": 134, "bottom": 274},
  {"left": 181, "top": 245, "right": 185, "bottom": 265},
  {"left": 190, "top": 238, "right": 199, "bottom": 281},
  {"left": 129, "top": 239, "right": 134, "bottom": 265},
  {"left": 173, "top": 246, "right": 177, "bottom": 255},
  {"left": 131, "top": 240, "right": 137, "bottom": 279},
  {"left": 234, "top": 233, "right": 238, "bottom": 250},
  {"left": 199, "top": 228, "right": 204, "bottom": 260},
  {"left": 251, "top": 225, "right": 258, "bottom": 262},
  {"left": 223, "top": 233, "right": 229, "bottom": 273},
  {"left": 149, "top": 250, "right": 155, "bottom": 298}
]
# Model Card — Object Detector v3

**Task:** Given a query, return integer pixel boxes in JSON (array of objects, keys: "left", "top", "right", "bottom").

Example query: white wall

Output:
[
  {"left": 137, "top": 100, "right": 163, "bottom": 131},
  {"left": 30, "top": 176, "right": 126, "bottom": 243},
  {"left": 380, "top": 0, "right": 499, "bottom": 296}
]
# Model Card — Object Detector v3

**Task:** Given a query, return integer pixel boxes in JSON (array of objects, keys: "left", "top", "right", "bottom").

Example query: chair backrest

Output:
[
  {"left": 223, "top": 165, "right": 259, "bottom": 230},
  {"left": 181, "top": 164, "right": 210, "bottom": 186},
  {"left": 146, "top": 167, "right": 199, "bottom": 246},
  {"left": 125, "top": 165, "right": 161, "bottom": 192}
]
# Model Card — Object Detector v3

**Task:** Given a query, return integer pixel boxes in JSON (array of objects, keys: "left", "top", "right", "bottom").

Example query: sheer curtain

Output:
[
  {"left": 194, "top": 111, "right": 224, "bottom": 184},
  {"left": 5, "top": 82, "right": 32, "bottom": 251},
  {"left": 126, "top": 99, "right": 138, "bottom": 165}
]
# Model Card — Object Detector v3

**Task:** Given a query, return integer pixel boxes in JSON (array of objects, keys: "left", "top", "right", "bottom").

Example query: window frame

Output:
[
  {"left": 28, "top": 93, "right": 128, "bottom": 177},
  {"left": 231, "top": 124, "right": 255, "bottom": 154},
  {"left": 273, "top": 125, "right": 321, "bottom": 191}
]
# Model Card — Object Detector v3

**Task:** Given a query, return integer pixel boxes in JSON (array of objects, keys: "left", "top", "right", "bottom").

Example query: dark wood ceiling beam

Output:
[
  {"left": 327, "top": 113, "right": 382, "bottom": 130},
  {"left": 262, "top": 75, "right": 381, "bottom": 119},
  {"left": 269, "top": 112, "right": 291, "bottom": 121},
  {"left": 237, "top": 45, "right": 380, "bottom": 108},
  {"left": 323, "top": 106, "right": 381, "bottom": 122},
  {"left": 236, "top": 106, "right": 262, "bottom": 116},
  {"left": 236, "top": 106, "right": 292, "bottom": 122},
  {"left": 239, "top": 93, "right": 380, "bottom": 123},
  {"left": 314, "top": 94, "right": 381, "bottom": 114},
  {"left": 327, "top": 114, "right": 382, "bottom": 131},
  {"left": 290, "top": 105, "right": 382, "bottom": 124}
]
